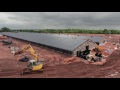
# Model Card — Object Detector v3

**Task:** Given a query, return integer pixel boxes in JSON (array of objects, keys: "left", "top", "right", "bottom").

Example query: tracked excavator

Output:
[
  {"left": 94, "top": 44, "right": 103, "bottom": 52},
  {"left": 14, "top": 44, "right": 44, "bottom": 75},
  {"left": 88, "top": 44, "right": 103, "bottom": 62},
  {"left": 84, "top": 43, "right": 103, "bottom": 62}
]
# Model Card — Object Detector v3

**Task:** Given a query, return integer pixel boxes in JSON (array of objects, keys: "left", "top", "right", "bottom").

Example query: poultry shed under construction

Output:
[{"left": 0, "top": 32, "right": 104, "bottom": 56}]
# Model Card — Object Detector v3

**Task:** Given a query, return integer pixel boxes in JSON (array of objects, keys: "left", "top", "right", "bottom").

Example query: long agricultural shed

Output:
[{"left": 0, "top": 32, "right": 104, "bottom": 56}]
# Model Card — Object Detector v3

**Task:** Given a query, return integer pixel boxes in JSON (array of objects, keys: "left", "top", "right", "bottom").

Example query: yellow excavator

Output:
[
  {"left": 14, "top": 44, "right": 44, "bottom": 75},
  {"left": 94, "top": 44, "right": 103, "bottom": 52}
]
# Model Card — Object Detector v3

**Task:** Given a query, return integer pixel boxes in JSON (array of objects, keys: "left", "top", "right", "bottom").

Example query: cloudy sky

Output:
[{"left": 0, "top": 12, "right": 120, "bottom": 30}]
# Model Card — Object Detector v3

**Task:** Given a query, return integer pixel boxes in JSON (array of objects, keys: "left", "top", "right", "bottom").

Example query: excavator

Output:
[
  {"left": 86, "top": 44, "right": 103, "bottom": 62},
  {"left": 93, "top": 44, "right": 103, "bottom": 52},
  {"left": 88, "top": 44, "right": 103, "bottom": 62},
  {"left": 14, "top": 44, "right": 44, "bottom": 75}
]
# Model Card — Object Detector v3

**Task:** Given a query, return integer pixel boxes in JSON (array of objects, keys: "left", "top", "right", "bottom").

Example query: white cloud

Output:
[{"left": 0, "top": 12, "right": 120, "bottom": 30}]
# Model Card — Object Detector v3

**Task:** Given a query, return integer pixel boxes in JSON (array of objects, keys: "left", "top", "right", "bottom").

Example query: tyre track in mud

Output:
[
  {"left": 43, "top": 50, "right": 120, "bottom": 78},
  {"left": 0, "top": 69, "right": 21, "bottom": 77},
  {"left": 1, "top": 50, "right": 120, "bottom": 78}
]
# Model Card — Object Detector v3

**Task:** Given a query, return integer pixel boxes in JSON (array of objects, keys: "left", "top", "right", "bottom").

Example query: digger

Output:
[
  {"left": 92, "top": 44, "right": 103, "bottom": 61},
  {"left": 14, "top": 44, "right": 44, "bottom": 75},
  {"left": 87, "top": 44, "right": 103, "bottom": 62},
  {"left": 93, "top": 44, "right": 103, "bottom": 52}
]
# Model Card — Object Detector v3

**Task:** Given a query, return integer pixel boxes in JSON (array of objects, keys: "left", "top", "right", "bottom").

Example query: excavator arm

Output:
[
  {"left": 27, "top": 46, "right": 38, "bottom": 60},
  {"left": 14, "top": 44, "right": 44, "bottom": 75},
  {"left": 95, "top": 44, "right": 103, "bottom": 52},
  {"left": 15, "top": 44, "right": 38, "bottom": 61}
]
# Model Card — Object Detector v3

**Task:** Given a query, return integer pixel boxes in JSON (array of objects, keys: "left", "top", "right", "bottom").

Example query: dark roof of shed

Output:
[{"left": 0, "top": 32, "right": 104, "bottom": 51}]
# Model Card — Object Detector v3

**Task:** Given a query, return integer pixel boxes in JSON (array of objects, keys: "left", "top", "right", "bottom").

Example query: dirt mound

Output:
[
  {"left": 38, "top": 50, "right": 120, "bottom": 78},
  {"left": 1, "top": 34, "right": 120, "bottom": 78},
  {"left": 2, "top": 50, "right": 120, "bottom": 78},
  {"left": 104, "top": 50, "right": 120, "bottom": 65}
]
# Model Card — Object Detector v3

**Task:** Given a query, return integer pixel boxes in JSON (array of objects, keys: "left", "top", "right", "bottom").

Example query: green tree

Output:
[
  {"left": 103, "top": 29, "right": 108, "bottom": 34},
  {"left": 1, "top": 27, "right": 11, "bottom": 32}
]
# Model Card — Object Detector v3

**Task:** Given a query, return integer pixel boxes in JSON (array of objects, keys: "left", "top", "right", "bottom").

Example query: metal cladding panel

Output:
[
  {"left": 88, "top": 36, "right": 104, "bottom": 43},
  {"left": 1, "top": 32, "right": 103, "bottom": 51}
]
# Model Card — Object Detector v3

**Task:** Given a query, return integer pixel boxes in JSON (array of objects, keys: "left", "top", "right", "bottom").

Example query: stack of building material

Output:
[{"left": 10, "top": 47, "right": 19, "bottom": 54}]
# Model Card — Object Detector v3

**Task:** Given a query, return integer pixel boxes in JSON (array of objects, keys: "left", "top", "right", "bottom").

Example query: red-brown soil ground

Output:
[{"left": 0, "top": 34, "right": 120, "bottom": 78}]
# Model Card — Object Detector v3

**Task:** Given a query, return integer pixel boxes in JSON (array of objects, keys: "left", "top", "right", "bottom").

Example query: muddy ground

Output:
[{"left": 0, "top": 34, "right": 120, "bottom": 78}]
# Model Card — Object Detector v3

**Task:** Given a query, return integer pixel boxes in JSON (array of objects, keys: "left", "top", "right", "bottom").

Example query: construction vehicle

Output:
[
  {"left": 95, "top": 52, "right": 102, "bottom": 61},
  {"left": 87, "top": 44, "right": 103, "bottom": 62},
  {"left": 85, "top": 44, "right": 103, "bottom": 62},
  {"left": 2, "top": 40, "right": 12, "bottom": 45},
  {"left": 93, "top": 44, "right": 103, "bottom": 52},
  {"left": 14, "top": 44, "right": 44, "bottom": 75},
  {"left": 79, "top": 50, "right": 91, "bottom": 60}
]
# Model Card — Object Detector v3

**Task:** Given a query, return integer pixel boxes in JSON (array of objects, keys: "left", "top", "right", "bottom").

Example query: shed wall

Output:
[{"left": 72, "top": 40, "right": 96, "bottom": 56}]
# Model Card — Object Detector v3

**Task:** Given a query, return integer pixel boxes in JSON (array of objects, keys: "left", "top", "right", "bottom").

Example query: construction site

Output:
[{"left": 0, "top": 32, "right": 120, "bottom": 78}]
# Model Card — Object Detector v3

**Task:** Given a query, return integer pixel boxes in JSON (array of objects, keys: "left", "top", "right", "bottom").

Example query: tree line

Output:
[{"left": 1, "top": 27, "right": 120, "bottom": 34}]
